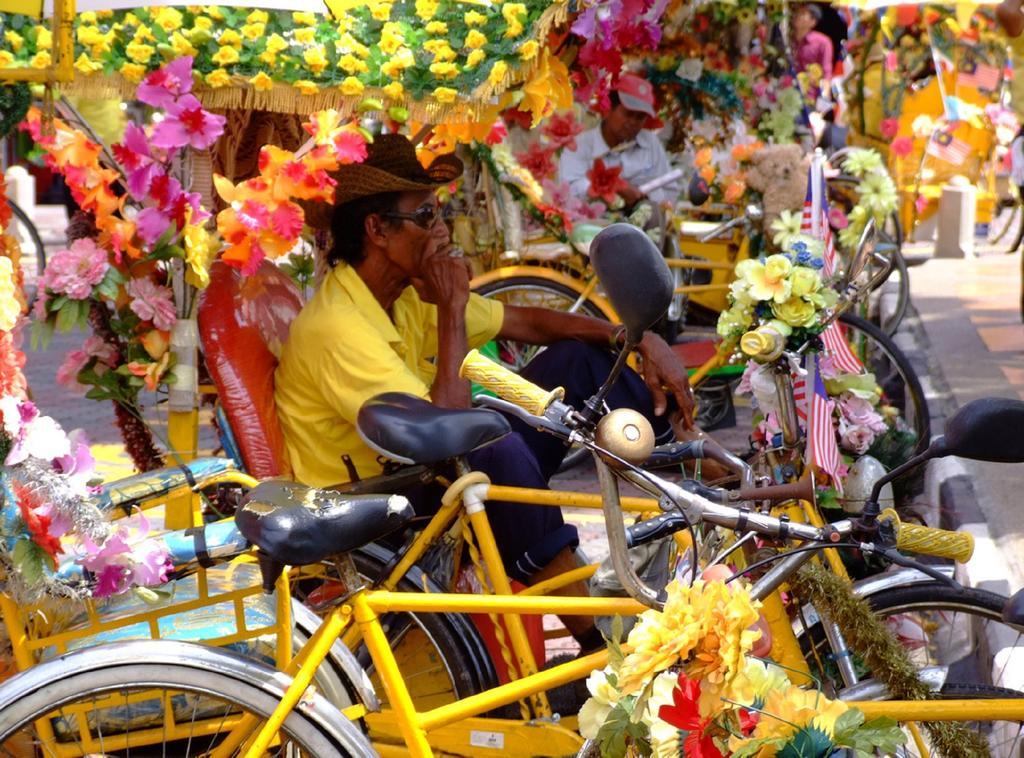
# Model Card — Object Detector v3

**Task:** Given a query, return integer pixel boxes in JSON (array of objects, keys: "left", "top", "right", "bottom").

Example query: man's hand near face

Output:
[{"left": 418, "top": 239, "right": 472, "bottom": 409}]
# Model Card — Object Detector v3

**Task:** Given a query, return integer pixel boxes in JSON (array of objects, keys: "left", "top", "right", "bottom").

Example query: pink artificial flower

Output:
[
  {"left": 542, "top": 111, "right": 584, "bottom": 151},
  {"left": 53, "top": 428, "right": 97, "bottom": 498},
  {"left": 57, "top": 348, "right": 89, "bottom": 388},
  {"left": 891, "top": 136, "right": 913, "bottom": 158},
  {"left": 839, "top": 420, "right": 875, "bottom": 455},
  {"left": 880, "top": 118, "right": 899, "bottom": 140},
  {"left": 333, "top": 130, "right": 368, "bottom": 164},
  {"left": 136, "top": 174, "right": 207, "bottom": 245},
  {"left": 1, "top": 396, "right": 71, "bottom": 466},
  {"left": 828, "top": 206, "right": 849, "bottom": 230},
  {"left": 42, "top": 238, "right": 109, "bottom": 300},
  {"left": 125, "top": 277, "right": 177, "bottom": 331},
  {"left": 914, "top": 195, "right": 929, "bottom": 215},
  {"left": 150, "top": 94, "right": 227, "bottom": 151},
  {"left": 113, "top": 123, "right": 162, "bottom": 200},
  {"left": 127, "top": 539, "right": 173, "bottom": 587},
  {"left": 516, "top": 142, "right": 558, "bottom": 181},
  {"left": 885, "top": 52, "right": 898, "bottom": 73},
  {"left": 839, "top": 394, "right": 888, "bottom": 434},
  {"left": 136, "top": 56, "right": 194, "bottom": 110}
]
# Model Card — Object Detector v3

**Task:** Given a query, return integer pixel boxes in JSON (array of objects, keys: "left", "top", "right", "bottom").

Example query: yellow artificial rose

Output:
[
  {"left": 0, "top": 51, "right": 15, "bottom": 68},
  {"left": 426, "top": 21, "right": 448, "bottom": 34},
  {"left": 771, "top": 297, "right": 817, "bottom": 328},
  {"left": 294, "top": 27, "right": 317, "bottom": 45},
  {"left": 205, "top": 6, "right": 225, "bottom": 21},
  {"left": 430, "top": 61, "right": 459, "bottom": 79},
  {"left": 74, "top": 52, "right": 103, "bottom": 73},
  {"left": 211, "top": 45, "right": 240, "bottom": 66},
  {"left": 218, "top": 29, "right": 242, "bottom": 48},
  {"left": 154, "top": 7, "right": 183, "bottom": 33},
  {"left": 265, "top": 33, "right": 289, "bottom": 54},
  {"left": 125, "top": 40, "right": 155, "bottom": 64},
  {"left": 303, "top": 46, "right": 329, "bottom": 74},
  {"left": 370, "top": 2, "right": 392, "bottom": 21},
  {"left": 241, "top": 23, "right": 265, "bottom": 41},
  {"left": 339, "top": 34, "right": 370, "bottom": 59},
  {"left": 763, "top": 254, "right": 792, "bottom": 282},
  {"left": 171, "top": 31, "right": 197, "bottom": 58},
  {"left": 789, "top": 267, "right": 821, "bottom": 298},
  {"left": 465, "top": 30, "right": 487, "bottom": 49},
  {"left": 464, "top": 10, "right": 487, "bottom": 26},
  {"left": 120, "top": 62, "right": 147, "bottom": 82},
  {"left": 133, "top": 24, "right": 155, "bottom": 42},
  {"left": 250, "top": 71, "right": 274, "bottom": 91},
  {"left": 79, "top": 11, "right": 97, "bottom": 23},
  {"left": 258, "top": 51, "right": 278, "bottom": 66},
  {"left": 205, "top": 68, "right": 231, "bottom": 88},
  {"left": 3, "top": 31, "right": 23, "bottom": 53},
  {"left": 34, "top": 26, "right": 52, "bottom": 50},
  {"left": 30, "top": 51, "right": 52, "bottom": 69},
  {"left": 338, "top": 53, "right": 368, "bottom": 74},
  {"left": 433, "top": 86, "right": 457, "bottom": 103},
  {"left": 424, "top": 40, "right": 456, "bottom": 62},
  {"left": 502, "top": 3, "right": 527, "bottom": 38},
  {"left": 0, "top": 258, "right": 18, "bottom": 332},
  {"left": 96, "top": 9, "right": 113, "bottom": 17},
  {"left": 416, "top": 0, "right": 439, "bottom": 20},
  {"left": 193, "top": 16, "right": 214, "bottom": 31},
  {"left": 383, "top": 81, "right": 404, "bottom": 99},
  {"left": 294, "top": 79, "right": 319, "bottom": 96},
  {"left": 380, "top": 48, "right": 414, "bottom": 78},
  {"left": 519, "top": 40, "right": 539, "bottom": 60},
  {"left": 339, "top": 76, "right": 364, "bottom": 96},
  {"left": 293, "top": 11, "right": 318, "bottom": 25},
  {"left": 379, "top": 22, "right": 405, "bottom": 55},
  {"left": 465, "top": 49, "right": 486, "bottom": 68},
  {"left": 123, "top": 12, "right": 140, "bottom": 26},
  {"left": 246, "top": 9, "right": 269, "bottom": 24},
  {"left": 717, "top": 303, "right": 753, "bottom": 337},
  {"left": 487, "top": 60, "right": 508, "bottom": 87}
]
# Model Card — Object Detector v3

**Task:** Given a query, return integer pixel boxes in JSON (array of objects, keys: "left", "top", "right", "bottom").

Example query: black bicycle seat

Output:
[
  {"left": 357, "top": 392, "right": 510, "bottom": 465},
  {"left": 235, "top": 480, "right": 414, "bottom": 566},
  {"left": 1004, "top": 587, "right": 1024, "bottom": 626}
]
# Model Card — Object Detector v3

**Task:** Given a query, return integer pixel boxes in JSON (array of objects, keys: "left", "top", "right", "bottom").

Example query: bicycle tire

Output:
[
  {"left": 474, "top": 274, "right": 609, "bottom": 471},
  {"left": 877, "top": 246, "right": 910, "bottom": 337},
  {"left": 0, "top": 640, "right": 367, "bottom": 756},
  {"left": 7, "top": 199, "right": 46, "bottom": 307},
  {"left": 838, "top": 312, "right": 931, "bottom": 455}
]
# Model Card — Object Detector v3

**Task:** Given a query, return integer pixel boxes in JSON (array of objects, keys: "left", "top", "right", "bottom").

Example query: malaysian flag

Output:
[
  {"left": 958, "top": 58, "right": 1000, "bottom": 91},
  {"left": 807, "top": 354, "right": 844, "bottom": 494},
  {"left": 925, "top": 130, "right": 972, "bottom": 166},
  {"left": 800, "top": 159, "right": 863, "bottom": 374}
]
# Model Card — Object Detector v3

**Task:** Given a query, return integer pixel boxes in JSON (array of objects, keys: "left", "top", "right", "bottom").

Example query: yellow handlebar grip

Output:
[
  {"left": 460, "top": 349, "right": 565, "bottom": 417},
  {"left": 880, "top": 508, "right": 975, "bottom": 564}
]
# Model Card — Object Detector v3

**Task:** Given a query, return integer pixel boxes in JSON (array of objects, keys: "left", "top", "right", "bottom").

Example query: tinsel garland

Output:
[
  {"left": 792, "top": 563, "right": 990, "bottom": 758},
  {"left": 66, "top": 212, "right": 164, "bottom": 473},
  {"left": 644, "top": 66, "right": 743, "bottom": 121}
]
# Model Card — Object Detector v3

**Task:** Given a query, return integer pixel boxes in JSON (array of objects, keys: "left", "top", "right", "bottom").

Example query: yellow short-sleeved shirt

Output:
[{"left": 274, "top": 263, "right": 504, "bottom": 488}]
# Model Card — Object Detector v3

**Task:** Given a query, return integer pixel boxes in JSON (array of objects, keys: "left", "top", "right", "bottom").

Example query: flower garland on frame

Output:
[
  {"left": 0, "top": 258, "right": 171, "bottom": 604},
  {"left": 0, "top": 3, "right": 567, "bottom": 122},
  {"left": 579, "top": 577, "right": 906, "bottom": 757},
  {"left": 23, "top": 57, "right": 370, "bottom": 470}
]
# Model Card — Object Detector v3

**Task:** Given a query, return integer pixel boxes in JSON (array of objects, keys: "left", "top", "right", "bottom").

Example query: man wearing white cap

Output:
[{"left": 559, "top": 73, "right": 680, "bottom": 208}]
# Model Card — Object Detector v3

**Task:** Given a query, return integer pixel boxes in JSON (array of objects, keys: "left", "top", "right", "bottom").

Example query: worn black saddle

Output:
[{"left": 357, "top": 392, "right": 510, "bottom": 465}]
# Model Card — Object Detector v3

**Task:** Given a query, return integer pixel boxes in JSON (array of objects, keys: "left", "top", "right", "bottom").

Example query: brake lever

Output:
[
  {"left": 873, "top": 546, "right": 961, "bottom": 590},
  {"left": 475, "top": 395, "right": 573, "bottom": 438}
]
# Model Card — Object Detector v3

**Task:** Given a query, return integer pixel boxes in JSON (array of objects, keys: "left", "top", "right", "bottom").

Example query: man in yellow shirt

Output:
[{"left": 276, "top": 135, "right": 694, "bottom": 651}]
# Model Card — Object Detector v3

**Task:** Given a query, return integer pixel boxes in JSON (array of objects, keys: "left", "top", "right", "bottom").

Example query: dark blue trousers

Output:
[{"left": 411, "top": 340, "right": 672, "bottom": 583}]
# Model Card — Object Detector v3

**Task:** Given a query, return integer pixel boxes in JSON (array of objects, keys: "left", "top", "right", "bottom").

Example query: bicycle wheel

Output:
[
  {"left": 838, "top": 312, "right": 931, "bottom": 455},
  {"left": 876, "top": 245, "right": 910, "bottom": 337},
  {"left": 868, "top": 585, "right": 1024, "bottom": 758},
  {"left": 291, "top": 544, "right": 497, "bottom": 714},
  {"left": 473, "top": 274, "right": 610, "bottom": 372},
  {"left": 7, "top": 199, "right": 46, "bottom": 307},
  {"left": 0, "top": 640, "right": 370, "bottom": 757}
]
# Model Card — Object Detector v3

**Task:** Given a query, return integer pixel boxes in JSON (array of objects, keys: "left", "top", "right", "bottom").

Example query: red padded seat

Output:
[{"left": 198, "top": 261, "right": 302, "bottom": 479}]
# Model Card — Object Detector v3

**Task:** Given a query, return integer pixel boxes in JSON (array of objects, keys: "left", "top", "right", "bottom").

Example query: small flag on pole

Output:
[
  {"left": 925, "top": 130, "right": 972, "bottom": 166},
  {"left": 807, "top": 354, "right": 844, "bottom": 494},
  {"left": 958, "top": 58, "right": 1000, "bottom": 91}
]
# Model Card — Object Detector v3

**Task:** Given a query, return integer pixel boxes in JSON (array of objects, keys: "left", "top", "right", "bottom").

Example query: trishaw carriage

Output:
[{"left": 0, "top": 1, "right": 1023, "bottom": 756}]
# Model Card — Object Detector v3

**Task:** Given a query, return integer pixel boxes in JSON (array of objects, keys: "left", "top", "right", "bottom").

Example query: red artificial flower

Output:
[
  {"left": 542, "top": 111, "right": 584, "bottom": 151},
  {"left": 880, "top": 118, "right": 899, "bottom": 140},
  {"left": 586, "top": 159, "right": 628, "bottom": 205},
  {"left": 486, "top": 120, "right": 508, "bottom": 146},
  {"left": 501, "top": 107, "right": 534, "bottom": 131},
  {"left": 658, "top": 673, "right": 724, "bottom": 758},
  {"left": 515, "top": 142, "right": 558, "bottom": 181},
  {"left": 13, "top": 481, "right": 62, "bottom": 562},
  {"left": 739, "top": 708, "right": 760, "bottom": 735},
  {"left": 891, "top": 136, "right": 914, "bottom": 159}
]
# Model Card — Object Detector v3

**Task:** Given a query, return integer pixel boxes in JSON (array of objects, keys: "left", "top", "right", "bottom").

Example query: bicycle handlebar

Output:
[
  {"left": 460, "top": 349, "right": 565, "bottom": 417},
  {"left": 879, "top": 508, "right": 975, "bottom": 563}
]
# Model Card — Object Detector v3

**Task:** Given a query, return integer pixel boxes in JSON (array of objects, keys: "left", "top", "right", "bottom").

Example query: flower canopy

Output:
[{"left": 0, "top": 1, "right": 570, "bottom": 123}]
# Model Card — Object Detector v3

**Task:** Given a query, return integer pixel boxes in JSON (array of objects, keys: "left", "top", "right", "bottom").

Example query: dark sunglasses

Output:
[{"left": 382, "top": 204, "right": 452, "bottom": 230}]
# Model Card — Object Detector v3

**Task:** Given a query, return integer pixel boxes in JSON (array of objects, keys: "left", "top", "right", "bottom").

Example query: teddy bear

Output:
[{"left": 743, "top": 143, "right": 811, "bottom": 234}]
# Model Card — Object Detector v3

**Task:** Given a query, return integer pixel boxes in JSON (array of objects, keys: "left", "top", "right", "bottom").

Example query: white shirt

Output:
[
  {"left": 559, "top": 126, "right": 680, "bottom": 205},
  {"left": 1011, "top": 135, "right": 1024, "bottom": 187}
]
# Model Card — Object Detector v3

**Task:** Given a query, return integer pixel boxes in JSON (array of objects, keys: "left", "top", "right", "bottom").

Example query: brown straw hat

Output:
[{"left": 333, "top": 133, "right": 464, "bottom": 205}]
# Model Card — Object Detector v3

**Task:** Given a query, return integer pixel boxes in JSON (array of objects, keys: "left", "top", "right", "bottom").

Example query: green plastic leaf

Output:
[
  {"left": 12, "top": 538, "right": 51, "bottom": 586},
  {"left": 834, "top": 713, "right": 906, "bottom": 755},
  {"left": 731, "top": 736, "right": 787, "bottom": 758},
  {"left": 777, "top": 726, "right": 835, "bottom": 758}
]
